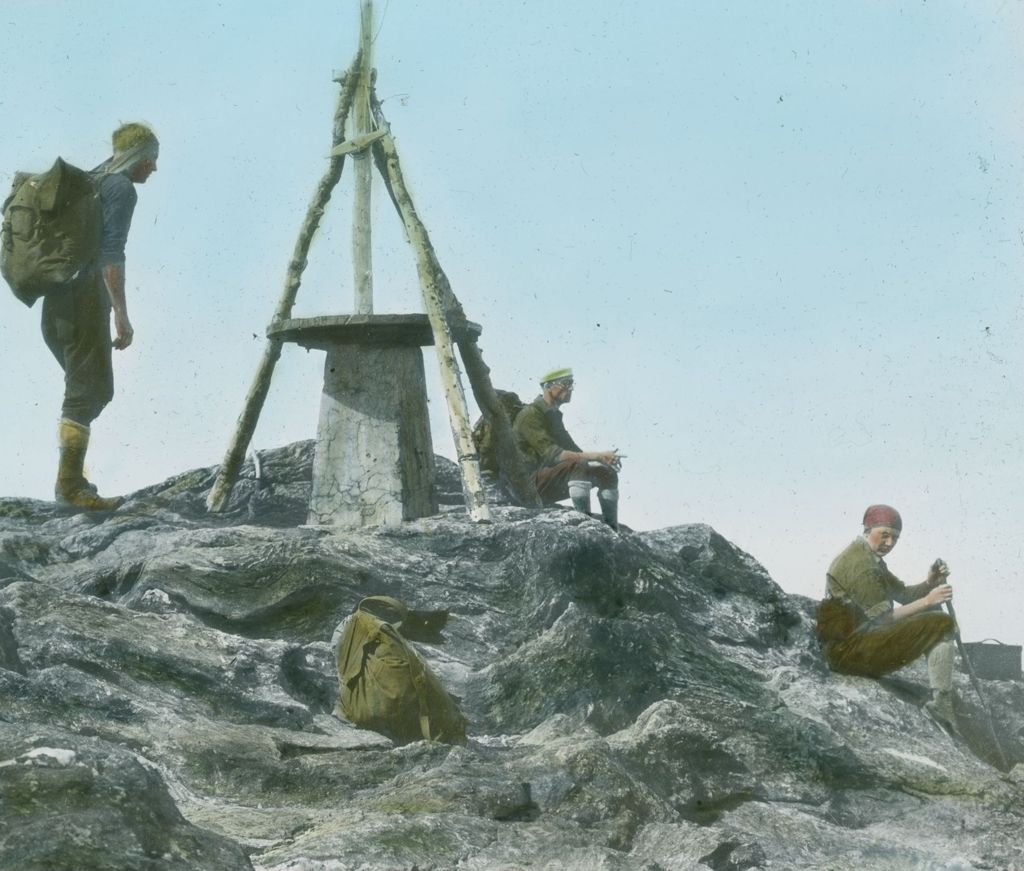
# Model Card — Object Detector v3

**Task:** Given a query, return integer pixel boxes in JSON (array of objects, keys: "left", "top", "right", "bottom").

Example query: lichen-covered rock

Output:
[
  {"left": 0, "top": 441, "right": 1021, "bottom": 871},
  {"left": 0, "top": 724, "right": 253, "bottom": 871}
]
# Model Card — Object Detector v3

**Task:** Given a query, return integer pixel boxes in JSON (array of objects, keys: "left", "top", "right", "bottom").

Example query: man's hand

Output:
[
  {"left": 924, "top": 583, "right": 953, "bottom": 607},
  {"left": 102, "top": 263, "right": 133, "bottom": 350},
  {"left": 113, "top": 310, "right": 134, "bottom": 350},
  {"left": 570, "top": 449, "right": 623, "bottom": 469},
  {"left": 928, "top": 558, "right": 951, "bottom": 586}
]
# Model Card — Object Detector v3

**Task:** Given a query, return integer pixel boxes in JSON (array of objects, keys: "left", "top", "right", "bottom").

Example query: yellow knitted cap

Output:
[{"left": 540, "top": 367, "right": 573, "bottom": 385}]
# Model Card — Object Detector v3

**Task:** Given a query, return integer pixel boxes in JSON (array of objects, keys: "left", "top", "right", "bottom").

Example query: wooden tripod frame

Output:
[{"left": 206, "top": 16, "right": 539, "bottom": 518}]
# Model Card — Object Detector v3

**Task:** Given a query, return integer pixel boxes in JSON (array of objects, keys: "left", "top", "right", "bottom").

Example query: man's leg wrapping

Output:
[
  {"left": 55, "top": 419, "right": 122, "bottom": 510},
  {"left": 597, "top": 488, "right": 618, "bottom": 529},
  {"left": 927, "top": 637, "right": 955, "bottom": 693},
  {"left": 567, "top": 480, "right": 593, "bottom": 514},
  {"left": 924, "top": 636, "right": 960, "bottom": 731},
  {"left": 585, "top": 464, "right": 619, "bottom": 529}
]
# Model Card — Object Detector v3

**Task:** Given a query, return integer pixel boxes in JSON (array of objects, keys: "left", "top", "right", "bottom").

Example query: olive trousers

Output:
[
  {"left": 533, "top": 459, "right": 618, "bottom": 505},
  {"left": 826, "top": 611, "right": 955, "bottom": 679},
  {"left": 40, "top": 271, "right": 113, "bottom": 426}
]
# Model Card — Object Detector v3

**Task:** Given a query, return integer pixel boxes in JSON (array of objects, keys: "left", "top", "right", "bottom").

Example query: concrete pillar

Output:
[{"left": 309, "top": 344, "right": 437, "bottom": 527}]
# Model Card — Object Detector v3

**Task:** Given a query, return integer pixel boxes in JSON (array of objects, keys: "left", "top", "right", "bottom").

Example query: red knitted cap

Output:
[{"left": 862, "top": 504, "right": 902, "bottom": 531}]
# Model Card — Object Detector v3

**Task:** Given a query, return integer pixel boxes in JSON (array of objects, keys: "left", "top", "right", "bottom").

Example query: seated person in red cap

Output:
[
  {"left": 817, "top": 504, "right": 959, "bottom": 730},
  {"left": 512, "top": 367, "right": 622, "bottom": 528}
]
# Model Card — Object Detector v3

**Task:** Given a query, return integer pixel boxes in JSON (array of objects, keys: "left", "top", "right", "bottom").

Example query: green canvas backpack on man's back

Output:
[
  {"left": 1, "top": 157, "right": 102, "bottom": 307},
  {"left": 471, "top": 389, "right": 526, "bottom": 475}
]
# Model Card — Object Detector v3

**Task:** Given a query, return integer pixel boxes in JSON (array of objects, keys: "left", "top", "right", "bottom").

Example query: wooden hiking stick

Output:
[{"left": 944, "top": 598, "right": 1010, "bottom": 770}]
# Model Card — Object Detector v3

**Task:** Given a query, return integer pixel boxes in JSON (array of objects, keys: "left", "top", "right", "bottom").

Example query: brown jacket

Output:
[
  {"left": 512, "top": 396, "right": 582, "bottom": 473},
  {"left": 826, "top": 537, "right": 933, "bottom": 628}
]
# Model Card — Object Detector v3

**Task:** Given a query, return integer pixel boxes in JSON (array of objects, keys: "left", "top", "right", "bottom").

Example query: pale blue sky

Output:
[{"left": 1, "top": 1, "right": 1021, "bottom": 645}]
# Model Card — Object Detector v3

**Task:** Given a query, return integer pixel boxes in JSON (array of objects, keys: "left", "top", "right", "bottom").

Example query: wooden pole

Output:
[
  {"left": 206, "top": 59, "right": 362, "bottom": 513},
  {"left": 945, "top": 601, "right": 1010, "bottom": 770},
  {"left": 369, "top": 123, "right": 490, "bottom": 521},
  {"left": 352, "top": 0, "right": 374, "bottom": 314},
  {"left": 370, "top": 100, "right": 541, "bottom": 508}
]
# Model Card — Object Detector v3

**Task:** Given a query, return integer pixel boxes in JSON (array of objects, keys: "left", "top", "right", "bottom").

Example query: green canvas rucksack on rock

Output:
[
  {"left": 1, "top": 157, "right": 102, "bottom": 307},
  {"left": 336, "top": 596, "right": 467, "bottom": 745}
]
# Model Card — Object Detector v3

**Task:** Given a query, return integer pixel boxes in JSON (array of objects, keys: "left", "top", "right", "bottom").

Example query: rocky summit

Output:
[{"left": 0, "top": 441, "right": 1021, "bottom": 871}]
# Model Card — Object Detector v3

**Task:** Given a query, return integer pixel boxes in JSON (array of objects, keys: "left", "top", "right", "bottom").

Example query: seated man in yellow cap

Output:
[
  {"left": 817, "top": 504, "right": 959, "bottom": 730},
  {"left": 512, "top": 367, "right": 622, "bottom": 528}
]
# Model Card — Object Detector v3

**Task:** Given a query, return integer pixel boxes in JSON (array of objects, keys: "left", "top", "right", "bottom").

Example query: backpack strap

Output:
[
  {"left": 376, "top": 620, "right": 435, "bottom": 741},
  {"left": 406, "top": 648, "right": 434, "bottom": 742}
]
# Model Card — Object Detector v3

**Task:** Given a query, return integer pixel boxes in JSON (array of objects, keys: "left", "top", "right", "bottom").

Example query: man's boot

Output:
[
  {"left": 924, "top": 689, "right": 960, "bottom": 735},
  {"left": 55, "top": 419, "right": 123, "bottom": 511},
  {"left": 568, "top": 480, "right": 593, "bottom": 515},
  {"left": 597, "top": 487, "right": 619, "bottom": 531}
]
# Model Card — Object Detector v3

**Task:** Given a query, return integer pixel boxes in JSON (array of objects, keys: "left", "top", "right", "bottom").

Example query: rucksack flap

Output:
[
  {"left": 398, "top": 607, "right": 450, "bottom": 643},
  {"left": 359, "top": 594, "right": 451, "bottom": 643},
  {"left": 336, "top": 596, "right": 467, "bottom": 744},
  {"left": 1, "top": 157, "right": 102, "bottom": 307},
  {"left": 471, "top": 389, "right": 526, "bottom": 475}
]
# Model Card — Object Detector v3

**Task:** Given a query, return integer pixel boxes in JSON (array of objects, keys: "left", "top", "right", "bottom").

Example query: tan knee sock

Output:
[{"left": 927, "top": 638, "right": 954, "bottom": 693}]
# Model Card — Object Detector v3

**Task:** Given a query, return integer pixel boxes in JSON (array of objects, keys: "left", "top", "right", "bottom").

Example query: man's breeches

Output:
[
  {"left": 826, "top": 611, "right": 955, "bottom": 678},
  {"left": 40, "top": 273, "right": 114, "bottom": 426},
  {"left": 532, "top": 459, "right": 618, "bottom": 505}
]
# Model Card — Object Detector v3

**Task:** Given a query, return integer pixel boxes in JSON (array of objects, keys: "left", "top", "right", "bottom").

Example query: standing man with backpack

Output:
[
  {"left": 512, "top": 367, "right": 623, "bottom": 529},
  {"left": 41, "top": 122, "right": 159, "bottom": 510}
]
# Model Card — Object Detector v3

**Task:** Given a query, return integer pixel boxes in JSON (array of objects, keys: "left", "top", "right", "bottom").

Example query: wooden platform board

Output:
[{"left": 268, "top": 314, "right": 482, "bottom": 349}]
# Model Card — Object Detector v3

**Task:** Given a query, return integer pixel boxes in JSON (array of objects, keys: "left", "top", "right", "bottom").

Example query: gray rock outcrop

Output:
[{"left": 1, "top": 441, "right": 1021, "bottom": 871}]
